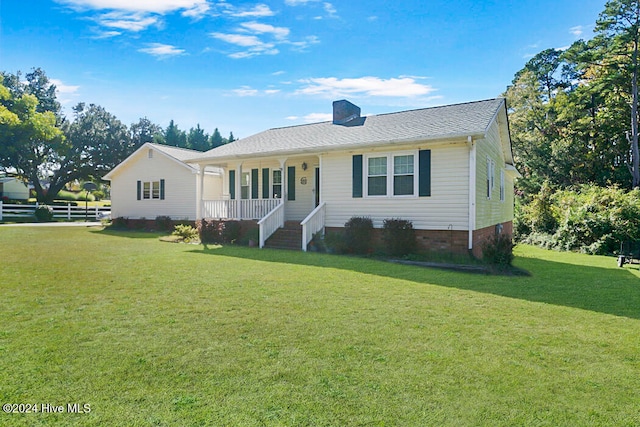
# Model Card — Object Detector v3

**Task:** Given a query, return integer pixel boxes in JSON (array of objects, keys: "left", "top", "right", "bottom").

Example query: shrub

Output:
[
  {"left": 482, "top": 232, "right": 514, "bottom": 267},
  {"left": 382, "top": 218, "right": 416, "bottom": 256},
  {"left": 110, "top": 217, "right": 130, "bottom": 229},
  {"left": 324, "top": 230, "right": 348, "bottom": 254},
  {"left": 92, "top": 190, "right": 105, "bottom": 201},
  {"left": 239, "top": 228, "right": 260, "bottom": 246},
  {"left": 344, "top": 216, "right": 374, "bottom": 254},
  {"left": 196, "top": 219, "right": 241, "bottom": 244},
  {"left": 34, "top": 204, "right": 54, "bottom": 222},
  {"left": 172, "top": 224, "right": 199, "bottom": 242},
  {"left": 222, "top": 220, "right": 241, "bottom": 243},
  {"left": 155, "top": 216, "right": 174, "bottom": 231}
]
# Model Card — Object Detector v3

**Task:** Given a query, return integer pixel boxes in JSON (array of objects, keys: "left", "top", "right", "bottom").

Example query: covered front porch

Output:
[{"left": 195, "top": 155, "right": 325, "bottom": 251}]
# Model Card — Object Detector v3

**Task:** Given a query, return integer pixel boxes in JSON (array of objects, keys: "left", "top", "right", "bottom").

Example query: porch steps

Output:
[{"left": 264, "top": 221, "right": 302, "bottom": 250}]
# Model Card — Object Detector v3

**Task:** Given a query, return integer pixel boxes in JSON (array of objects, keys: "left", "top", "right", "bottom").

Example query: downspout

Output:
[{"left": 468, "top": 136, "right": 476, "bottom": 252}]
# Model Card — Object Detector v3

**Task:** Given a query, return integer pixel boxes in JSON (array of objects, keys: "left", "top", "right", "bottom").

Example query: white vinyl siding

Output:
[
  {"left": 322, "top": 143, "right": 469, "bottom": 230},
  {"left": 475, "top": 120, "right": 514, "bottom": 229},
  {"left": 108, "top": 145, "right": 222, "bottom": 220}
]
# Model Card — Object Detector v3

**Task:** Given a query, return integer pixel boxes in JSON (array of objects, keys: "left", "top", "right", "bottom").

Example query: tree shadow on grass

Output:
[
  {"left": 91, "top": 227, "right": 166, "bottom": 239},
  {"left": 188, "top": 245, "right": 640, "bottom": 320}
]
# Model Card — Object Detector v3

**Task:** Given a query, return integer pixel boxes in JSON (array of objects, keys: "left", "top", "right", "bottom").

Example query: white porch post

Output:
[
  {"left": 197, "top": 164, "right": 205, "bottom": 220},
  {"left": 278, "top": 158, "right": 287, "bottom": 203},
  {"left": 235, "top": 162, "right": 243, "bottom": 219}
]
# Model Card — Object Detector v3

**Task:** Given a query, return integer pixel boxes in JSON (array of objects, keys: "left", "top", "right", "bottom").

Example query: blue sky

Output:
[{"left": 1, "top": 0, "right": 604, "bottom": 139}]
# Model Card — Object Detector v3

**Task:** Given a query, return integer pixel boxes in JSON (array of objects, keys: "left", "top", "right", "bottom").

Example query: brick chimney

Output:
[{"left": 333, "top": 100, "right": 361, "bottom": 125}]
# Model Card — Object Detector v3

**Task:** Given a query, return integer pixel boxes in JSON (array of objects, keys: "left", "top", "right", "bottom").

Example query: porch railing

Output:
[
  {"left": 257, "top": 202, "right": 285, "bottom": 248},
  {"left": 202, "top": 198, "right": 282, "bottom": 220},
  {"left": 301, "top": 202, "right": 326, "bottom": 252}
]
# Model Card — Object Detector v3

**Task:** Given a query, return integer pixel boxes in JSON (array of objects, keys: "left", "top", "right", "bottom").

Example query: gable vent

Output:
[{"left": 333, "top": 99, "right": 362, "bottom": 126}]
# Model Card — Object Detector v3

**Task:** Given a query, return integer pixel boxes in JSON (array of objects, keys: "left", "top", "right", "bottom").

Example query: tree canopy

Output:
[
  {"left": 0, "top": 68, "right": 234, "bottom": 202},
  {"left": 506, "top": 0, "right": 640, "bottom": 193}
]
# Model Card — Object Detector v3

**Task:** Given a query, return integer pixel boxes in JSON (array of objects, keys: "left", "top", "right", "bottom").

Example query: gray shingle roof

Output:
[
  {"left": 195, "top": 98, "right": 506, "bottom": 162},
  {"left": 149, "top": 143, "right": 204, "bottom": 163}
]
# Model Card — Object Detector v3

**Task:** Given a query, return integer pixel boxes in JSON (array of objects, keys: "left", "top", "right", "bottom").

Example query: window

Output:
[
  {"left": 486, "top": 158, "right": 495, "bottom": 199},
  {"left": 143, "top": 182, "right": 151, "bottom": 199},
  {"left": 367, "top": 156, "right": 387, "bottom": 196},
  {"left": 241, "top": 172, "right": 250, "bottom": 199},
  {"left": 152, "top": 181, "right": 160, "bottom": 199},
  {"left": 137, "top": 179, "right": 164, "bottom": 200},
  {"left": 500, "top": 169, "right": 505, "bottom": 202},
  {"left": 273, "top": 169, "right": 282, "bottom": 198},
  {"left": 365, "top": 153, "right": 416, "bottom": 197},
  {"left": 393, "top": 155, "right": 414, "bottom": 196},
  {"left": 353, "top": 150, "right": 429, "bottom": 199}
]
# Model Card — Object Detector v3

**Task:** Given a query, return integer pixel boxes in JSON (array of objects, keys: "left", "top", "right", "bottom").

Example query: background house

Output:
[
  {"left": 103, "top": 143, "right": 222, "bottom": 221},
  {"left": 191, "top": 98, "right": 519, "bottom": 256},
  {"left": 0, "top": 177, "right": 29, "bottom": 200}
]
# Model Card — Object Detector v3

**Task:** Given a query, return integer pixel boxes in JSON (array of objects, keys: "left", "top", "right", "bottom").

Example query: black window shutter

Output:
[
  {"left": 251, "top": 169, "right": 259, "bottom": 199},
  {"left": 262, "top": 168, "right": 270, "bottom": 199},
  {"left": 160, "top": 179, "right": 165, "bottom": 200},
  {"left": 352, "top": 155, "right": 363, "bottom": 198},
  {"left": 419, "top": 149, "right": 431, "bottom": 197},
  {"left": 137, "top": 180, "right": 141, "bottom": 200},
  {"left": 229, "top": 170, "right": 236, "bottom": 200},
  {"left": 287, "top": 166, "right": 296, "bottom": 201}
]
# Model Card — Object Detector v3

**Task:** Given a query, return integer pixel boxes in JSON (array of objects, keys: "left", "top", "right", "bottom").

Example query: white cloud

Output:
[
  {"left": 56, "top": 0, "right": 209, "bottom": 34},
  {"left": 212, "top": 20, "right": 318, "bottom": 58},
  {"left": 288, "top": 35, "right": 320, "bottom": 52},
  {"left": 92, "top": 29, "right": 122, "bottom": 38},
  {"left": 97, "top": 11, "right": 160, "bottom": 31},
  {"left": 230, "top": 86, "right": 281, "bottom": 96},
  {"left": 296, "top": 76, "right": 436, "bottom": 98},
  {"left": 50, "top": 79, "right": 80, "bottom": 96},
  {"left": 227, "top": 4, "right": 275, "bottom": 18},
  {"left": 285, "top": 0, "right": 319, "bottom": 5},
  {"left": 138, "top": 43, "right": 186, "bottom": 58},
  {"left": 56, "top": 0, "right": 210, "bottom": 15},
  {"left": 240, "top": 21, "right": 290, "bottom": 40},
  {"left": 323, "top": 2, "right": 337, "bottom": 18},
  {"left": 570, "top": 25, "right": 583, "bottom": 37},
  {"left": 210, "top": 32, "right": 278, "bottom": 57},
  {"left": 233, "top": 86, "right": 259, "bottom": 97}
]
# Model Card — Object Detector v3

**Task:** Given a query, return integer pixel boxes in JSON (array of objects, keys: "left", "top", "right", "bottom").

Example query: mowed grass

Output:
[{"left": 1, "top": 227, "right": 639, "bottom": 426}]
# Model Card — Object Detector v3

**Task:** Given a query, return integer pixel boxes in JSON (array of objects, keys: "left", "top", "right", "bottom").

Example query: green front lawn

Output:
[{"left": 1, "top": 227, "right": 639, "bottom": 426}]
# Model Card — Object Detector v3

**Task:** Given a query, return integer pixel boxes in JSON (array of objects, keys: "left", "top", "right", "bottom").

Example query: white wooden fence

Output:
[{"left": 0, "top": 202, "right": 111, "bottom": 221}]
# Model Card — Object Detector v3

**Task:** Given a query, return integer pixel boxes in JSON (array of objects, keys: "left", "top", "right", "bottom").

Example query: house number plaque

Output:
[{"left": 300, "top": 177, "right": 307, "bottom": 185}]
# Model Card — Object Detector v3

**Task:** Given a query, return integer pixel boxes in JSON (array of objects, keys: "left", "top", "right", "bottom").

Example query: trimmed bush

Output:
[
  {"left": 382, "top": 218, "right": 416, "bottom": 256},
  {"left": 34, "top": 205, "right": 54, "bottom": 222},
  {"left": 155, "top": 216, "right": 174, "bottom": 232},
  {"left": 110, "top": 217, "right": 130, "bottom": 229},
  {"left": 482, "top": 233, "right": 514, "bottom": 267},
  {"left": 324, "top": 230, "right": 348, "bottom": 254},
  {"left": 344, "top": 216, "right": 374, "bottom": 254},
  {"left": 196, "top": 219, "right": 241, "bottom": 244}
]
